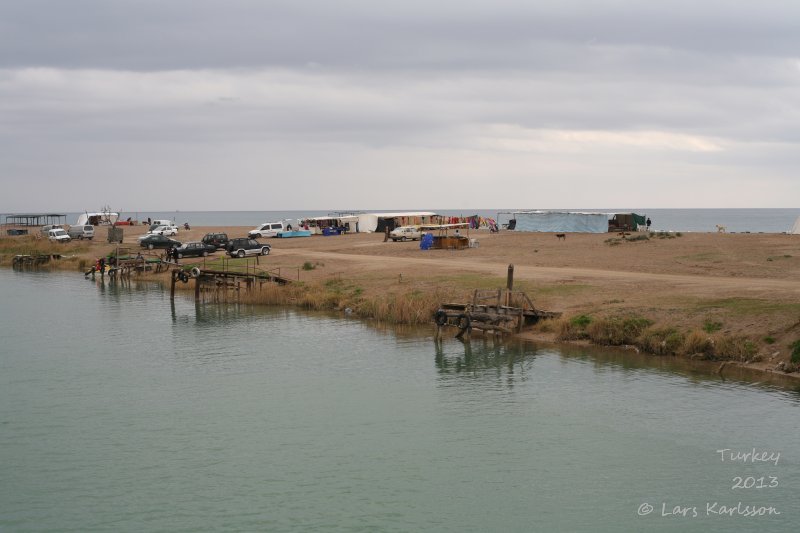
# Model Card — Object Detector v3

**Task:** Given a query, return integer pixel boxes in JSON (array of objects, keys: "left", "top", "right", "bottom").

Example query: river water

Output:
[{"left": 1, "top": 269, "right": 798, "bottom": 532}]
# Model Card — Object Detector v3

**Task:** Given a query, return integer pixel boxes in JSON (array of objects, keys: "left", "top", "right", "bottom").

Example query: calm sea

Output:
[
  {"left": 3, "top": 208, "right": 799, "bottom": 233},
  {"left": 1, "top": 269, "right": 799, "bottom": 532}
]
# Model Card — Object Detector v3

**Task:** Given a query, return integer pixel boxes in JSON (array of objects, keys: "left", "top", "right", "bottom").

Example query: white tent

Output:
[
  {"left": 512, "top": 211, "right": 610, "bottom": 233},
  {"left": 791, "top": 216, "right": 800, "bottom": 234},
  {"left": 355, "top": 212, "right": 438, "bottom": 233}
]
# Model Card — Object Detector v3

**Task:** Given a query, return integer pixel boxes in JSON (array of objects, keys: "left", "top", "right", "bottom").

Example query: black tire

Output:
[
  {"left": 177, "top": 253, "right": 183, "bottom": 259},
  {"left": 434, "top": 310, "right": 448, "bottom": 326},
  {"left": 262, "top": 247, "right": 270, "bottom": 256},
  {"left": 402, "top": 236, "right": 407, "bottom": 242},
  {"left": 237, "top": 250, "right": 245, "bottom": 258},
  {"left": 148, "top": 244, "right": 154, "bottom": 250}
]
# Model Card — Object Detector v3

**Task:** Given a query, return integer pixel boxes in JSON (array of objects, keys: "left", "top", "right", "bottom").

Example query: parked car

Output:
[
  {"left": 201, "top": 232, "right": 229, "bottom": 249},
  {"left": 150, "top": 224, "right": 179, "bottom": 236},
  {"left": 47, "top": 228, "right": 71, "bottom": 243},
  {"left": 390, "top": 226, "right": 422, "bottom": 241},
  {"left": 138, "top": 224, "right": 179, "bottom": 241},
  {"left": 139, "top": 234, "right": 181, "bottom": 250},
  {"left": 174, "top": 241, "right": 216, "bottom": 258},
  {"left": 67, "top": 225, "right": 95, "bottom": 240},
  {"left": 226, "top": 238, "right": 271, "bottom": 258},
  {"left": 248, "top": 222, "right": 285, "bottom": 238}
]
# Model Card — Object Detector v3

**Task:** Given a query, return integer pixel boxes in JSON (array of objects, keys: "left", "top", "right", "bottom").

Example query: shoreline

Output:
[{"left": 3, "top": 223, "right": 800, "bottom": 381}]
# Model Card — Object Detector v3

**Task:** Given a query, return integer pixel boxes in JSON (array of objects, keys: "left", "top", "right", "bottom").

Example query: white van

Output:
[
  {"left": 148, "top": 220, "right": 174, "bottom": 232},
  {"left": 48, "top": 228, "right": 71, "bottom": 243},
  {"left": 68, "top": 225, "right": 95, "bottom": 240},
  {"left": 40, "top": 224, "right": 64, "bottom": 236},
  {"left": 248, "top": 222, "right": 286, "bottom": 238}
]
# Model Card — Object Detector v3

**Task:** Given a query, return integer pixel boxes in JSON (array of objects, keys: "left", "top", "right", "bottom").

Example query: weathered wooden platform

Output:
[
  {"left": 171, "top": 266, "right": 294, "bottom": 302},
  {"left": 435, "top": 288, "right": 561, "bottom": 340}
]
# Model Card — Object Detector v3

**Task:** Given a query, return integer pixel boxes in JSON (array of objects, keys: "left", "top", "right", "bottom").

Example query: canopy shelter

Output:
[
  {"left": 791, "top": 216, "right": 800, "bottom": 234},
  {"left": 419, "top": 223, "right": 471, "bottom": 250},
  {"left": 608, "top": 213, "right": 646, "bottom": 232},
  {"left": 300, "top": 215, "right": 361, "bottom": 234},
  {"left": 5, "top": 213, "right": 67, "bottom": 226},
  {"left": 497, "top": 210, "right": 646, "bottom": 233},
  {"left": 75, "top": 212, "right": 119, "bottom": 226},
  {"left": 368, "top": 212, "right": 440, "bottom": 233}
]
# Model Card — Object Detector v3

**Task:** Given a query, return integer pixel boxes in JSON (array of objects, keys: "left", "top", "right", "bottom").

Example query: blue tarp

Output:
[{"left": 420, "top": 233, "right": 434, "bottom": 250}]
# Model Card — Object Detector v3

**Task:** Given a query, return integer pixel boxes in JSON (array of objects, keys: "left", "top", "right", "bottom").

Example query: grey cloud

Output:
[
  {"left": 2, "top": 1, "right": 800, "bottom": 71},
  {"left": 1, "top": 1, "right": 799, "bottom": 211}
]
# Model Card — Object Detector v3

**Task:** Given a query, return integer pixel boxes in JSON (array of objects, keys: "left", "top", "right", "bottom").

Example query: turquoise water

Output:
[{"left": 1, "top": 269, "right": 798, "bottom": 532}]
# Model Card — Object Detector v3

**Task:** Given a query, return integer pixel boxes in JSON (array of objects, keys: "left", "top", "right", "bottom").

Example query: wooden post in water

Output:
[
  {"left": 194, "top": 273, "right": 201, "bottom": 302},
  {"left": 506, "top": 264, "right": 514, "bottom": 306},
  {"left": 170, "top": 270, "right": 177, "bottom": 300}
]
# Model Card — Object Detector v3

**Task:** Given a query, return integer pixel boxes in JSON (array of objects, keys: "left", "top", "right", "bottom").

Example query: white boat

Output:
[{"left": 75, "top": 211, "right": 119, "bottom": 226}]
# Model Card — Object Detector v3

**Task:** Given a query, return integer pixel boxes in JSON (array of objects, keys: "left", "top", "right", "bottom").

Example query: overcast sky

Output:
[{"left": 1, "top": 0, "right": 799, "bottom": 212}]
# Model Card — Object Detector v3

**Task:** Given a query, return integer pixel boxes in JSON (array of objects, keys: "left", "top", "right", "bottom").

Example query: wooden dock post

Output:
[
  {"left": 194, "top": 273, "right": 201, "bottom": 302},
  {"left": 170, "top": 270, "right": 177, "bottom": 300},
  {"left": 506, "top": 264, "right": 514, "bottom": 306}
]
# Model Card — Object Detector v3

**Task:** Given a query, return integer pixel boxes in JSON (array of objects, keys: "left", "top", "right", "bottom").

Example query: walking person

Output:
[{"left": 646, "top": 217, "right": 652, "bottom": 231}]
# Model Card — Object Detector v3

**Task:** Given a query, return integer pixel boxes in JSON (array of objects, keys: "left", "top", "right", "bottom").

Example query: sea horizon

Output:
[{"left": 2, "top": 207, "right": 799, "bottom": 233}]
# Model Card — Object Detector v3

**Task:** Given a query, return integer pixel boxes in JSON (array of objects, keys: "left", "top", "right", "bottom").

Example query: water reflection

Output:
[
  {"left": 435, "top": 337, "right": 535, "bottom": 384},
  {"left": 105, "top": 277, "right": 800, "bottom": 396}
]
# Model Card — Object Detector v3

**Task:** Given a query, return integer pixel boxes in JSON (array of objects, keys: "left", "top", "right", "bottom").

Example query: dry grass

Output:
[
  {"left": 219, "top": 278, "right": 458, "bottom": 325},
  {"left": 638, "top": 327, "right": 684, "bottom": 355},
  {"left": 682, "top": 330, "right": 715, "bottom": 357},
  {"left": 586, "top": 316, "right": 653, "bottom": 346},
  {"left": 0, "top": 235, "right": 93, "bottom": 270},
  {"left": 554, "top": 315, "right": 592, "bottom": 341},
  {"left": 712, "top": 335, "right": 759, "bottom": 362}
]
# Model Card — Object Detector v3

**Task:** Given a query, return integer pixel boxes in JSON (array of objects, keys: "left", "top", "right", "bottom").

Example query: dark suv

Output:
[
  {"left": 201, "top": 232, "right": 229, "bottom": 249},
  {"left": 226, "top": 238, "right": 271, "bottom": 258}
]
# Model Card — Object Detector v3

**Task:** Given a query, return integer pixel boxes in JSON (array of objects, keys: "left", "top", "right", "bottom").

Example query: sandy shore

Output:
[{"left": 8, "top": 223, "right": 800, "bottom": 375}]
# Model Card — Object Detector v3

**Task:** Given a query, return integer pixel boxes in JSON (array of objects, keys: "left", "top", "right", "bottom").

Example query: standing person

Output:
[{"left": 646, "top": 217, "right": 652, "bottom": 231}]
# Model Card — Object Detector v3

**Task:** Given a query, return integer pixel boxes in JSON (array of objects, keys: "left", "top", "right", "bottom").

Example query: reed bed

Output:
[
  {"left": 0, "top": 235, "right": 92, "bottom": 270},
  {"left": 232, "top": 278, "right": 459, "bottom": 325},
  {"left": 552, "top": 312, "right": 767, "bottom": 363}
]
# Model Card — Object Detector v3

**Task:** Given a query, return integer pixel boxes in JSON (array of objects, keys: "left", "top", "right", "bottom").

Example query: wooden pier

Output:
[
  {"left": 170, "top": 265, "right": 294, "bottom": 302},
  {"left": 434, "top": 264, "right": 561, "bottom": 340},
  {"left": 435, "top": 288, "right": 561, "bottom": 340}
]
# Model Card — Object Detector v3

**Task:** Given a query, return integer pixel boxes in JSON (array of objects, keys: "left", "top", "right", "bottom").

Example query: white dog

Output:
[{"left": 716, "top": 224, "right": 727, "bottom": 233}]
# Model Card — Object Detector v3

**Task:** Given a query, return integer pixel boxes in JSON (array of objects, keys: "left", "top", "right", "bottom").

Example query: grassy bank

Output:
[{"left": 171, "top": 266, "right": 800, "bottom": 375}]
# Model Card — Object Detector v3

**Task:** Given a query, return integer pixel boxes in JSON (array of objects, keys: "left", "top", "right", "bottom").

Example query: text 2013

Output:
[{"left": 731, "top": 476, "right": 778, "bottom": 490}]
